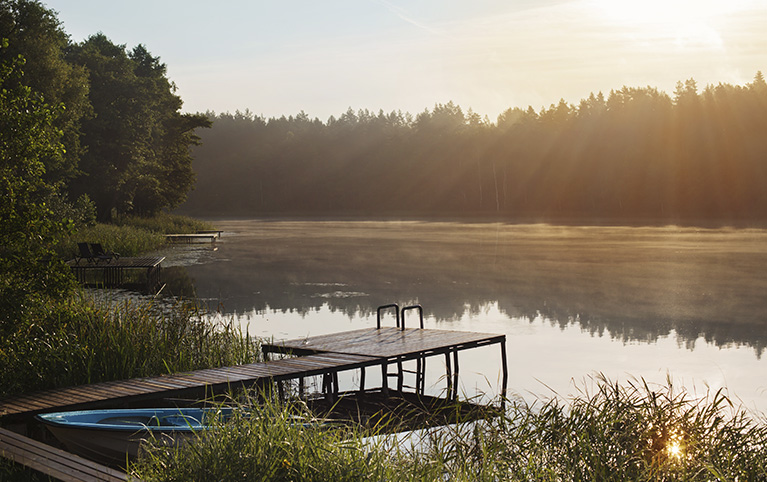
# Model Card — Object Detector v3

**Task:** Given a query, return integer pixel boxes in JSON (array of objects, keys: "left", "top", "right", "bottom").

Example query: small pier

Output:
[
  {"left": 0, "top": 304, "right": 507, "bottom": 480},
  {"left": 165, "top": 233, "right": 219, "bottom": 243},
  {"left": 66, "top": 257, "right": 164, "bottom": 292}
]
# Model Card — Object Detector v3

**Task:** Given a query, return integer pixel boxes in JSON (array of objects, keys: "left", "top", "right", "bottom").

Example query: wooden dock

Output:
[
  {"left": 165, "top": 233, "right": 218, "bottom": 243},
  {"left": 0, "top": 304, "right": 507, "bottom": 479},
  {"left": 66, "top": 257, "right": 164, "bottom": 292}
]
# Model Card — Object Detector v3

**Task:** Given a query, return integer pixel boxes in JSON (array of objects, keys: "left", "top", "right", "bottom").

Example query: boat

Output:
[{"left": 36, "top": 407, "right": 232, "bottom": 466}]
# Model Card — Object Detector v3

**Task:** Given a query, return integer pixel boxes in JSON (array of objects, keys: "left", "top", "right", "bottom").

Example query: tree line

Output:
[
  {"left": 182, "top": 75, "right": 767, "bottom": 223},
  {"left": 0, "top": 0, "right": 210, "bottom": 221}
]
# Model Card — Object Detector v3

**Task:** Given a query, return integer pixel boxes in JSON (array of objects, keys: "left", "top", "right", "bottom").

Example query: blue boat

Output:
[{"left": 36, "top": 408, "right": 232, "bottom": 466}]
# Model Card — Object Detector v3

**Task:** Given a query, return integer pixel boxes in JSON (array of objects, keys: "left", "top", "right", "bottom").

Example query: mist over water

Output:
[{"left": 159, "top": 220, "right": 767, "bottom": 413}]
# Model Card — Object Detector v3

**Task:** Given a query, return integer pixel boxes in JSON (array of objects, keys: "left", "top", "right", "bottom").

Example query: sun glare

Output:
[{"left": 589, "top": 0, "right": 755, "bottom": 47}]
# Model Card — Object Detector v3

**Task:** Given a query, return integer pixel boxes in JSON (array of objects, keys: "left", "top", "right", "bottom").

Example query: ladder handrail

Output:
[
  {"left": 401, "top": 304, "right": 424, "bottom": 330},
  {"left": 376, "top": 303, "right": 400, "bottom": 329}
]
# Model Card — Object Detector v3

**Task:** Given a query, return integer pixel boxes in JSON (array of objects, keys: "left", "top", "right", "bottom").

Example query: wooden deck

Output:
[
  {"left": 264, "top": 327, "right": 508, "bottom": 401},
  {"left": 0, "top": 353, "right": 379, "bottom": 421},
  {"left": 0, "top": 427, "right": 137, "bottom": 482},
  {"left": 0, "top": 306, "right": 507, "bottom": 479},
  {"left": 66, "top": 257, "right": 165, "bottom": 292}
]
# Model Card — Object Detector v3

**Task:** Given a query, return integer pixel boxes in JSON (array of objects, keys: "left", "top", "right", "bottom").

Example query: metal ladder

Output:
[{"left": 377, "top": 303, "right": 426, "bottom": 395}]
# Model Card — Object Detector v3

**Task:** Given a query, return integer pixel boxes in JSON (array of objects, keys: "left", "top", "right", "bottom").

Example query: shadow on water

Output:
[{"left": 159, "top": 220, "right": 767, "bottom": 359}]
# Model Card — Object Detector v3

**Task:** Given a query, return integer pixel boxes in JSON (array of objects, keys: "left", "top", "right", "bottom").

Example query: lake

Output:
[{"left": 158, "top": 220, "right": 767, "bottom": 413}]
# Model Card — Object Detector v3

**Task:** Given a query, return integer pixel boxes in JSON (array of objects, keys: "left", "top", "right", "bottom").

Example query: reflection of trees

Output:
[{"left": 178, "top": 223, "right": 767, "bottom": 357}]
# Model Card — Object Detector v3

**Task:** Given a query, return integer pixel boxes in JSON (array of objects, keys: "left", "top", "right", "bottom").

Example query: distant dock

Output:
[
  {"left": 66, "top": 256, "right": 164, "bottom": 292},
  {"left": 165, "top": 231, "right": 222, "bottom": 244}
]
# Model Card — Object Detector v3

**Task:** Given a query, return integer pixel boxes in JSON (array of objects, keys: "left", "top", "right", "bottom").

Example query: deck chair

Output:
[
  {"left": 75, "top": 242, "right": 110, "bottom": 264},
  {"left": 90, "top": 243, "right": 119, "bottom": 262}
]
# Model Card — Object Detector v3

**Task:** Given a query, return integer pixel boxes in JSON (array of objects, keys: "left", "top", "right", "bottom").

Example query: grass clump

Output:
[
  {"left": 114, "top": 212, "right": 215, "bottom": 235},
  {"left": 408, "top": 376, "right": 767, "bottom": 481},
  {"left": 129, "top": 376, "right": 767, "bottom": 481},
  {"left": 133, "top": 396, "right": 394, "bottom": 482},
  {"left": 0, "top": 293, "right": 260, "bottom": 398}
]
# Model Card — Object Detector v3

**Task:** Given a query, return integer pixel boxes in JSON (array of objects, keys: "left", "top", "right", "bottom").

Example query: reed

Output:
[
  {"left": 130, "top": 376, "right": 767, "bottom": 481},
  {"left": 114, "top": 212, "right": 215, "bottom": 235},
  {"left": 133, "top": 395, "right": 396, "bottom": 482},
  {"left": 0, "top": 293, "right": 260, "bottom": 398}
]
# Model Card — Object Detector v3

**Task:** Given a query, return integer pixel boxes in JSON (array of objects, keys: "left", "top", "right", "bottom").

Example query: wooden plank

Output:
[{"left": 0, "top": 427, "right": 136, "bottom": 481}]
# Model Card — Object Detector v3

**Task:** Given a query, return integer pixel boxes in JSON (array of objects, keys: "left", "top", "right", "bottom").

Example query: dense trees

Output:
[
  {"left": 66, "top": 36, "right": 210, "bottom": 219},
  {"left": 183, "top": 77, "right": 767, "bottom": 223},
  {"left": 0, "top": 0, "right": 210, "bottom": 221},
  {"left": 0, "top": 36, "right": 74, "bottom": 328}
]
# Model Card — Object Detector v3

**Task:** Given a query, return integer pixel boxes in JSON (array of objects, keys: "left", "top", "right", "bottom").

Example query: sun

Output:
[{"left": 588, "top": 0, "right": 753, "bottom": 47}]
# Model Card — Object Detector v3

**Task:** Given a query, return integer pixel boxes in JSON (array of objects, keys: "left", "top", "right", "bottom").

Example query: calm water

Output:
[{"left": 158, "top": 220, "right": 767, "bottom": 413}]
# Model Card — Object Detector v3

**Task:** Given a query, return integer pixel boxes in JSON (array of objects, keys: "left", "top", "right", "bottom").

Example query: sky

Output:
[{"left": 43, "top": 0, "right": 767, "bottom": 122}]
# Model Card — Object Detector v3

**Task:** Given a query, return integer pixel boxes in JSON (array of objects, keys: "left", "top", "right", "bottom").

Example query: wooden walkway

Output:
[
  {"left": 0, "top": 427, "right": 137, "bottom": 482},
  {"left": 0, "top": 304, "right": 507, "bottom": 479},
  {"left": 66, "top": 257, "right": 165, "bottom": 292},
  {"left": 0, "top": 352, "right": 378, "bottom": 421}
]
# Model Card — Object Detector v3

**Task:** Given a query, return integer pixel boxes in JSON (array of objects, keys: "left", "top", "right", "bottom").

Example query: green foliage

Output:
[
  {"left": 65, "top": 35, "right": 211, "bottom": 219},
  {"left": 0, "top": 294, "right": 260, "bottom": 398},
  {"left": 0, "top": 0, "right": 90, "bottom": 184},
  {"left": 0, "top": 36, "right": 75, "bottom": 332}
]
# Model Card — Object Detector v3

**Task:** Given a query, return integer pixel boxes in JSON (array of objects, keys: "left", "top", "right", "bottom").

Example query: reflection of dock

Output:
[
  {"left": 0, "top": 304, "right": 506, "bottom": 479},
  {"left": 66, "top": 256, "right": 164, "bottom": 292}
]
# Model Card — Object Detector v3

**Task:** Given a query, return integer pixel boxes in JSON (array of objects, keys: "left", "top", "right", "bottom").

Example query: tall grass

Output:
[
  {"left": 131, "top": 376, "right": 767, "bottom": 481},
  {"left": 114, "top": 212, "right": 215, "bottom": 235},
  {"left": 0, "top": 293, "right": 260, "bottom": 398},
  {"left": 133, "top": 396, "right": 394, "bottom": 482},
  {"left": 57, "top": 223, "right": 165, "bottom": 258}
]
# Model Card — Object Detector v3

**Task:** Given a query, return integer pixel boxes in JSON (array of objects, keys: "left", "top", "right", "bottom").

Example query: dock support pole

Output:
[
  {"left": 381, "top": 361, "right": 389, "bottom": 397},
  {"left": 359, "top": 366, "right": 366, "bottom": 394},
  {"left": 452, "top": 350, "right": 460, "bottom": 401},
  {"left": 500, "top": 339, "right": 508, "bottom": 409},
  {"left": 445, "top": 352, "right": 452, "bottom": 398}
]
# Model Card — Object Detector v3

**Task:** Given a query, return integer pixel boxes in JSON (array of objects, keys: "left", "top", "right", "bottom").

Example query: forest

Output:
[{"left": 181, "top": 76, "right": 767, "bottom": 223}]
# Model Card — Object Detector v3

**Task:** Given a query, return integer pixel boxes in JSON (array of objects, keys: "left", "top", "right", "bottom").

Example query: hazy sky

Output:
[{"left": 43, "top": 0, "right": 767, "bottom": 122}]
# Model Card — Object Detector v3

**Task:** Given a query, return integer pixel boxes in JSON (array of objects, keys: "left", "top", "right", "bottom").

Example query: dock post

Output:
[
  {"left": 500, "top": 338, "right": 508, "bottom": 408},
  {"left": 452, "top": 350, "right": 460, "bottom": 401},
  {"left": 444, "top": 352, "right": 452, "bottom": 398},
  {"left": 381, "top": 361, "right": 389, "bottom": 397},
  {"left": 359, "top": 366, "right": 366, "bottom": 394}
]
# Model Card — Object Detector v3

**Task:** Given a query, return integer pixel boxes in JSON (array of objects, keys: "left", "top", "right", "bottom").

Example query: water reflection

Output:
[
  {"left": 164, "top": 220, "right": 767, "bottom": 357},
  {"left": 155, "top": 220, "right": 767, "bottom": 412}
]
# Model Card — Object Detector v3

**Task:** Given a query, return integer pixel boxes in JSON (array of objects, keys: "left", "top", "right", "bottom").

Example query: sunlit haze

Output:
[{"left": 43, "top": 0, "right": 767, "bottom": 121}]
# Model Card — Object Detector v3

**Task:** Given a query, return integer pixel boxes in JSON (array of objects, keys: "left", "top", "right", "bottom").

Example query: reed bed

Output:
[
  {"left": 114, "top": 212, "right": 215, "bottom": 235},
  {"left": 0, "top": 293, "right": 260, "bottom": 398},
  {"left": 131, "top": 376, "right": 767, "bottom": 481}
]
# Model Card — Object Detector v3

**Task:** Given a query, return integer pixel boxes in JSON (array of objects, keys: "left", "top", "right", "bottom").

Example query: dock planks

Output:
[
  {"left": 263, "top": 326, "right": 506, "bottom": 360},
  {"left": 0, "top": 427, "right": 137, "bottom": 482},
  {"left": 0, "top": 353, "right": 380, "bottom": 420}
]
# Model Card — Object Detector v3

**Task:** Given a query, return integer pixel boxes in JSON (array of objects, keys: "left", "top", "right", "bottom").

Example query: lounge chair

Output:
[
  {"left": 90, "top": 243, "right": 120, "bottom": 262},
  {"left": 75, "top": 242, "right": 111, "bottom": 264}
]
